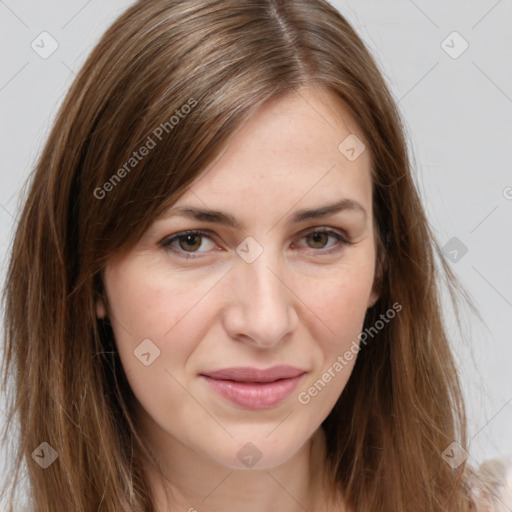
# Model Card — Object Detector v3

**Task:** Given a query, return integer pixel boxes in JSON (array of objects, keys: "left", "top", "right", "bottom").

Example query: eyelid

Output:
[{"left": 159, "top": 226, "right": 354, "bottom": 258}]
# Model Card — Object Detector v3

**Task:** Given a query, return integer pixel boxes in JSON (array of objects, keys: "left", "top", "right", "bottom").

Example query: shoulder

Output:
[{"left": 470, "top": 456, "right": 512, "bottom": 511}]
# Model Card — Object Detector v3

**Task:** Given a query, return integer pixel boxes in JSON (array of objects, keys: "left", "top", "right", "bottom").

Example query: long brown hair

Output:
[{"left": 1, "top": 0, "right": 481, "bottom": 510}]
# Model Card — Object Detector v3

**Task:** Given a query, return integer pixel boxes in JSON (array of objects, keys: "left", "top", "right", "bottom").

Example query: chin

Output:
[{"left": 203, "top": 432, "right": 307, "bottom": 471}]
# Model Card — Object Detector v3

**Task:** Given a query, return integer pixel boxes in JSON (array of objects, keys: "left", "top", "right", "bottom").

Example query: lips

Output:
[
  {"left": 200, "top": 365, "right": 307, "bottom": 409},
  {"left": 201, "top": 365, "right": 306, "bottom": 383}
]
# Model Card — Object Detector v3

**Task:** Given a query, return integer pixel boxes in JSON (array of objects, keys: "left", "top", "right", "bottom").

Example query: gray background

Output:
[{"left": 0, "top": 0, "right": 510, "bottom": 489}]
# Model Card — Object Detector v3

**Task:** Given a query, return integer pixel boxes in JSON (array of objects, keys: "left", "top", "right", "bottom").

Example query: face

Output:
[{"left": 96, "top": 86, "right": 380, "bottom": 471}]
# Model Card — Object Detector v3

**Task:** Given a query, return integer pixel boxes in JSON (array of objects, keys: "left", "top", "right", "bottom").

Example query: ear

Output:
[
  {"left": 367, "top": 288, "right": 380, "bottom": 308},
  {"left": 96, "top": 296, "right": 107, "bottom": 319},
  {"left": 368, "top": 238, "right": 387, "bottom": 308}
]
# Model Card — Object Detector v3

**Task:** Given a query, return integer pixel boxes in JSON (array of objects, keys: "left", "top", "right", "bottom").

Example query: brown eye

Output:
[
  {"left": 177, "top": 234, "right": 203, "bottom": 252},
  {"left": 305, "top": 231, "right": 330, "bottom": 249},
  {"left": 295, "top": 228, "right": 352, "bottom": 255},
  {"left": 161, "top": 230, "right": 216, "bottom": 258}
]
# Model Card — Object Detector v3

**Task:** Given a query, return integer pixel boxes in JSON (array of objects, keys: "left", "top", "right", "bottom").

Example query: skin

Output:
[{"left": 96, "top": 85, "right": 380, "bottom": 512}]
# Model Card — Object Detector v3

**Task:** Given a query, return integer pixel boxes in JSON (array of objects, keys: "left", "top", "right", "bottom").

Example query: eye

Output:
[
  {"left": 161, "top": 230, "right": 217, "bottom": 258},
  {"left": 160, "top": 227, "right": 353, "bottom": 259},
  {"left": 293, "top": 228, "right": 352, "bottom": 254}
]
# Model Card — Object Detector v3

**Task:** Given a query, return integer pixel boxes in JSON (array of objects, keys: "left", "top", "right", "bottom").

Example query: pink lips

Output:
[{"left": 200, "top": 365, "right": 306, "bottom": 410}]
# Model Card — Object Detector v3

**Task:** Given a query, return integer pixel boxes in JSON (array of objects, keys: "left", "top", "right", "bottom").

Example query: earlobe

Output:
[
  {"left": 368, "top": 241, "right": 387, "bottom": 308},
  {"left": 367, "top": 264, "right": 383, "bottom": 308},
  {"left": 367, "top": 289, "right": 379, "bottom": 308},
  {"left": 96, "top": 297, "right": 107, "bottom": 319}
]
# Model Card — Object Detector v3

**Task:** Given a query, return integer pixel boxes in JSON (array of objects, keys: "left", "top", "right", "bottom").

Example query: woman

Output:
[{"left": 1, "top": 0, "right": 509, "bottom": 510}]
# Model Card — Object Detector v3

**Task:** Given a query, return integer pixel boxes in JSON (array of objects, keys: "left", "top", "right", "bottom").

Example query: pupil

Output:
[
  {"left": 182, "top": 235, "right": 200, "bottom": 251},
  {"left": 311, "top": 233, "right": 327, "bottom": 247}
]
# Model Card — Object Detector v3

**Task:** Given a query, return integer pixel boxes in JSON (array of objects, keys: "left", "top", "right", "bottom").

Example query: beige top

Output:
[
  {"left": 472, "top": 457, "right": 512, "bottom": 511},
  {"left": 11, "top": 457, "right": 512, "bottom": 510}
]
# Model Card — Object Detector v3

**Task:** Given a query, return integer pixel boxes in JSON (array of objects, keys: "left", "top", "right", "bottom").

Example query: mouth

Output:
[{"left": 199, "top": 366, "right": 307, "bottom": 409}]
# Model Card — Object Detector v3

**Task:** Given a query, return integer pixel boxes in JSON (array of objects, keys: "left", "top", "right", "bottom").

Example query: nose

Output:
[{"left": 222, "top": 247, "right": 298, "bottom": 349}]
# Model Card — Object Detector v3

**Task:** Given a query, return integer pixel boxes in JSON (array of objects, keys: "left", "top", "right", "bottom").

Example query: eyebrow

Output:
[{"left": 160, "top": 199, "right": 367, "bottom": 229}]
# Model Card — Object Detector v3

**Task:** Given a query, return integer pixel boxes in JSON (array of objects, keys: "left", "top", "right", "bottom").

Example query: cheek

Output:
[
  {"left": 103, "top": 259, "right": 222, "bottom": 378},
  {"left": 102, "top": 262, "right": 222, "bottom": 430},
  {"left": 295, "top": 265, "right": 372, "bottom": 416},
  {"left": 304, "top": 258, "right": 375, "bottom": 344}
]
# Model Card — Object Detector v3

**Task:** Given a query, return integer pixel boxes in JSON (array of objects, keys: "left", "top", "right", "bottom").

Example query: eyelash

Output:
[{"left": 160, "top": 228, "right": 353, "bottom": 259}]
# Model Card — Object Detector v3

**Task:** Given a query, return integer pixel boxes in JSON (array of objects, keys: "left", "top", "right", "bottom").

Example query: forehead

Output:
[{"left": 165, "top": 86, "right": 373, "bottom": 222}]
